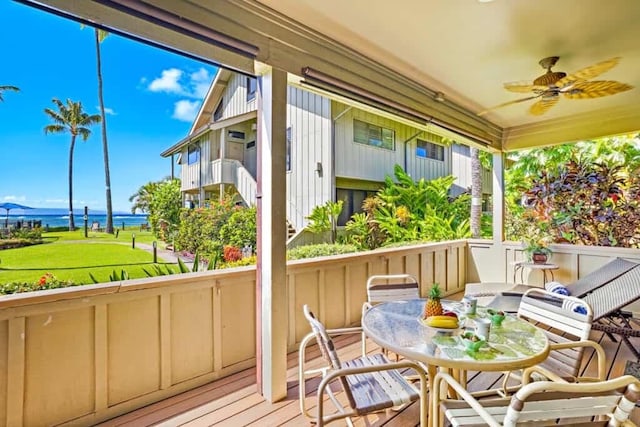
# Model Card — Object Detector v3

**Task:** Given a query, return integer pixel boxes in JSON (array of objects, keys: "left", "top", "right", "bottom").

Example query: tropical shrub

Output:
[
  {"left": 147, "top": 179, "right": 182, "bottom": 241},
  {"left": 175, "top": 196, "right": 238, "bottom": 257},
  {"left": 223, "top": 245, "right": 243, "bottom": 262},
  {"left": 10, "top": 227, "right": 42, "bottom": 241},
  {"left": 287, "top": 243, "right": 359, "bottom": 260},
  {"left": 0, "top": 273, "right": 77, "bottom": 295},
  {"left": 505, "top": 136, "right": 640, "bottom": 247},
  {"left": 220, "top": 255, "right": 257, "bottom": 269},
  {"left": 344, "top": 165, "right": 471, "bottom": 248},
  {"left": 305, "top": 200, "right": 343, "bottom": 244},
  {"left": 218, "top": 206, "right": 257, "bottom": 250},
  {"left": 520, "top": 160, "right": 640, "bottom": 247}
]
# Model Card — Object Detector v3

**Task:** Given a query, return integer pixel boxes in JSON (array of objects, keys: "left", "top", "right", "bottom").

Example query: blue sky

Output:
[{"left": 0, "top": 1, "right": 217, "bottom": 212}]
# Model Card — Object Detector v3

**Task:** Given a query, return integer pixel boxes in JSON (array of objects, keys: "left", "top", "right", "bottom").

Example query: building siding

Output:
[
  {"left": 332, "top": 102, "right": 450, "bottom": 182},
  {"left": 286, "top": 87, "right": 332, "bottom": 230},
  {"left": 217, "top": 73, "right": 257, "bottom": 121}
]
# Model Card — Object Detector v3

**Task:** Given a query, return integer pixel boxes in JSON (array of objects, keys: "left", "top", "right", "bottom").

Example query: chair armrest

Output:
[
  {"left": 549, "top": 340, "right": 606, "bottom": 381},
  {"left": 325, "top": 326, "right": 362, "bottom": 336},
  {"left": 521, "top": 365, "right": 569, "bottom": 385},
  {"left": 432, "top": 372, "right": 502, "bottom": 427}
]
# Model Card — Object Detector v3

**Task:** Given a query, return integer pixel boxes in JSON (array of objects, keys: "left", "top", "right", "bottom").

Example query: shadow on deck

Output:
[{"left": 99, "top": 303, "right": 640, "bottom": 426}]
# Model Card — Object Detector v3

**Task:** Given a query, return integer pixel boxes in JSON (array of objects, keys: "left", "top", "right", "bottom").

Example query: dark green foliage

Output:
[
  {"left": 506, "top": 136, "right": 640, "bottom": 247},
  {"left": 9, "top": 227, "right": 42, "bottom": 241},
  {"left": 219, "top": 206, "right": 257, "bottom": 250},
  {"left": 175, "top": 196, "right": 238, "bottom": 258},
  {"left": 147, "top": 179, "right": 182, "bottom": 241},
  {"left": 287, "top": 243, "right": 359, "bottom": 260},
  {"left": 305, "top": 200, "right": 343, "bottom": 243},
  {"left": 344, "top": 165, "right": 471, "bottom": 249}
]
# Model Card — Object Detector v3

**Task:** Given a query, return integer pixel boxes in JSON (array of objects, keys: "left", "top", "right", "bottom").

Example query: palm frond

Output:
[{"left": 43, "top": 124, "right": 66, "bottom": 135}]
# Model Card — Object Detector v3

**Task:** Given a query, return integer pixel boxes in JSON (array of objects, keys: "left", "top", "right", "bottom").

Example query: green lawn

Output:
[
  {"left": 0, "top": 230, "right": 174, "bottom": 284},
  {"left": 42, "top": 229, "right": 164, "bottom": 246}
]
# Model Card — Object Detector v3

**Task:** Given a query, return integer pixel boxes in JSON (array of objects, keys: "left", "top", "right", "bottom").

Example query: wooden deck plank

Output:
[{"left": 101, "top": 306, "right": 640, "bottom": 427}]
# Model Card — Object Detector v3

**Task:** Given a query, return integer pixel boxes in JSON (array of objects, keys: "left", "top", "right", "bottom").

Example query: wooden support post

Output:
[{"left": 256, "top": 66, "right": 288, "bottom": 402}]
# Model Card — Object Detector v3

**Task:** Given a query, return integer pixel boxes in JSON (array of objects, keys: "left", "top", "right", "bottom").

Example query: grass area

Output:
[
  {"left": 42, "top": 229, "right": 163, "bottom": 246},
  {"left": 0, "top": 229, "right": 175, "bottom": 285}
]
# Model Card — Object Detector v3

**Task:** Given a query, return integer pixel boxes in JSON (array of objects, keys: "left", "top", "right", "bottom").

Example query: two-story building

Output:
[{"left": 161, "top": 69, "right": 491, "bottom": 239}]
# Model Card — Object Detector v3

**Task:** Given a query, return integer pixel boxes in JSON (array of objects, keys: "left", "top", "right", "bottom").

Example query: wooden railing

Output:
[{"left": 0, "top": 240, "right": 466, "bottom": 427}]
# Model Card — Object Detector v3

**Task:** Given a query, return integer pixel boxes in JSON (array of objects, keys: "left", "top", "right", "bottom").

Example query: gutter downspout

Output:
[
  {"left": 331, "top": 105, "right": 353, "bottom": 202},
  {"left": 403, "top": 130, "right": 424, "bottom": 173}
]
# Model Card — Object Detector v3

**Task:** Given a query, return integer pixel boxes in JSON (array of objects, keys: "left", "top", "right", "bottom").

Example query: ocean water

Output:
[{"left": 6, "top": 214, "right": 148, "bottom": 229}]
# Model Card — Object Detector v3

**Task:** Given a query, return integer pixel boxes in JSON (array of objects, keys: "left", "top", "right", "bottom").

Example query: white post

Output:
[
  {"left": 256, "top": 66, "right": 288, "bottom": 402},
  {"left": 220, "top": 127, "right": 226, "bottom": 202},
  {"left": 492, "top": 152, "right": 505, "bottom": 243}
]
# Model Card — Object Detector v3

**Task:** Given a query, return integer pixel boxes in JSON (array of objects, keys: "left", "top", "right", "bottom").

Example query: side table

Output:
[{"left": 513, "top": 262, "right": 559, "bottom": 285}]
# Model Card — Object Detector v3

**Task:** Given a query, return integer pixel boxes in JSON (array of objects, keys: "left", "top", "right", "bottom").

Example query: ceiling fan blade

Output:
[
  {"left": 529, "top": 97, "right": 559, "bottom": 116},
  {"left": 563, "top": 80, "right": 634, "bottom": 99},
  {"left": 555, "top": 57, "right": 621, "bottom": 88},
  {"left": 477, "top": 95, "right": 541, "bottom": 116},
  {"left": 504, "top": 81, "right": 548, "bottom": 93}
]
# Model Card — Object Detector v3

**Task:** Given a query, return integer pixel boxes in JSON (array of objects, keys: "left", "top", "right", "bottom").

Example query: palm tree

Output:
[
  {"left": 129, "top": 180, "right": 161, "bottom": 214},
  {"left": 94, "top": 29, "right": 115, "bottom": 234},
  {"left": 44, "top": 98, "right": 101, "bottom": 231},
  {"left": 0, "top": 85, "right": 19, "bottom": 102}
]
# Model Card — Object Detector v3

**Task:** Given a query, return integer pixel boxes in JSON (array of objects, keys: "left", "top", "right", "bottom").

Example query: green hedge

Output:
[{"left": 287, "top": 243, "right": 359, "bottom": 260}]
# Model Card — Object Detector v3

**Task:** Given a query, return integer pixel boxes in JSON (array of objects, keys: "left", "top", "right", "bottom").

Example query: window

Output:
[
  {"left": 187, "top": 144, "right": 200, "bottom": 165},
  {"left": 286, "top": 127, "right": 292, "bottom": 171},
  {"left": 213, "top": 99, "right": 224, "bottom": 121},
  {"left": 228, "top": 130, "right": 245, "bottom": 140},
  {"left": 336, "top": 188, "right": 377, "bottom": 226},
  {"left": 353, "top": 119, "right": 394, "bottom": 150},
  {"left": 246, "top": 140, "right": 256, "bottom": 149},
  {"left": 416, "top": 139, "right": 444, "bottom": 161},
  {"left": 246, "top": 77, "right": 257, "bottom": 101}
]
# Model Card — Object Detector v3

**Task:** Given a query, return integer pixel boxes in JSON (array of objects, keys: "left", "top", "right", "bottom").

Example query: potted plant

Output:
[{"left": 522, "top": 238, "right": 552, "bottom": 264}]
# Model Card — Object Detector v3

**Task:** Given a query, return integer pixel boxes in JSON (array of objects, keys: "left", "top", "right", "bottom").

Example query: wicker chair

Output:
[
  {"left": 433, "top": 368, "right": 640, "bottom": 427},
  {"left": 298, "top": 304, "right": 427, "bottom": 426},
  {"left": 361, "top": 274, "right": 420, "bottom": 356}
]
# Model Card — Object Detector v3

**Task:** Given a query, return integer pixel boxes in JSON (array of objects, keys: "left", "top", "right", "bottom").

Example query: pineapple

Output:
[{"left": 423, "top": 283, "right": 443, "bottom": 318}]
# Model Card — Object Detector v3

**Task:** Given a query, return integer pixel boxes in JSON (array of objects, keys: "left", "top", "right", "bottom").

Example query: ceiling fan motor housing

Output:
[{"left": 534, "top": 71, "right": 567, "bottom": 86}]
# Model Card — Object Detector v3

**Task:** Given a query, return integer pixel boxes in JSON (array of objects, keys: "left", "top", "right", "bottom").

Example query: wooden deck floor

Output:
[{"left": 100, "top": 310, "right": 640, "bottom": 426}]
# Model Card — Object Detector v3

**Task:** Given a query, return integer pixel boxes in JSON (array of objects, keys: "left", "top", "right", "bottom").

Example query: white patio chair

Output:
[
  {"left": 475, "top": 287, "right": 606, "bottom": 397},
  {"left": 433, "top": 368, "right": 640, "bottom": 427},
  {"left": 361, "top": 274, "right": 420, "bottom": 356},
  {"left": 298, "top": 304, "right": 427, "bottom": 427}
]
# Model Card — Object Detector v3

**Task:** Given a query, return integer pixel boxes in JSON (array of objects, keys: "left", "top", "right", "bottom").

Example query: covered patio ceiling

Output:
[{"left": 20, "top": 0, "right": 640, "bottom": 152}]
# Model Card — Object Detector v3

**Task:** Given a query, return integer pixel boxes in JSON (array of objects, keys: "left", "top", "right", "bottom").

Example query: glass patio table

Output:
[{"left": 361, "top": 299, "right": 550, "bottom": 426}]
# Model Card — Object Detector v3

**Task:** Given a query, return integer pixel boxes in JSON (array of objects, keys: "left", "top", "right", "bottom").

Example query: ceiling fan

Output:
[{"left": 478, "top": 56, "right": 633, "bottom": 116}]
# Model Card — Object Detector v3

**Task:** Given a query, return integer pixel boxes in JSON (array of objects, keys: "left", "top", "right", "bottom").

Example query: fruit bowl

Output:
[
  {"left": 487, "top": 309, "right": 506, "bottom": 326},
  {"left": 461, "top": 332, "right": 486, "bottom": 352}
]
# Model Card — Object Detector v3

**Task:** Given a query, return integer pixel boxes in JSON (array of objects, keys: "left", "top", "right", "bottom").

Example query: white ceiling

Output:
[{"left": 257, "top": 0, "right": 640, "bottom": 130}]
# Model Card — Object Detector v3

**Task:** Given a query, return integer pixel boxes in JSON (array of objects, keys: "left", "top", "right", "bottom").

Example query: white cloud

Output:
[
  {"left": 146, "top": 67, "right": 214, "bottom": 99},
  {"left": 172, "top": 100, "right": 201, "bottom": 122},
  {"left": 96, "top": 106, "right": 116, "bottom": 115},
  {"left": 3, "top": 195, "right": 26, "bottom": 202},
  {"left": 149, "top": 68, "right": 184, "bottom": 94},
  {"left": 190, "top": 68, "right": 211, "bottom": 98}
]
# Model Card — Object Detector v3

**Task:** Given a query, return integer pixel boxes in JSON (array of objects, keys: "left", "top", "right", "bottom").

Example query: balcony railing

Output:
[
  {"left": 0, "top": 240, "right": 466, "bottom": 426},
  {"left": 181, "top": 159, "right": 256, "bottom": 205},
  {"left": 3, "top": 239, "right": 640, "bottom": 425}
]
